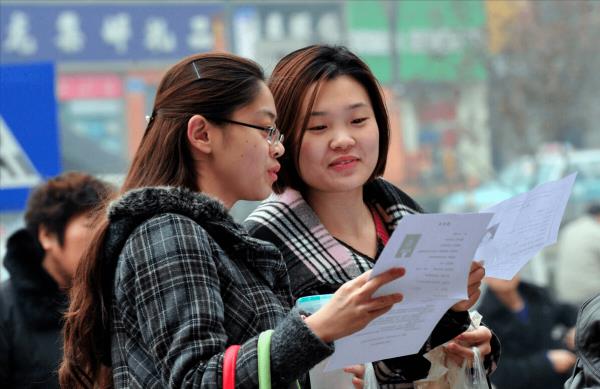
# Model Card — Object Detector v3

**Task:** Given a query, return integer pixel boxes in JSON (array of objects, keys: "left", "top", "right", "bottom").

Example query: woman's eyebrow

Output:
[
  {"left": 310, "top": 102, "right": 368, "bottom": 117},
  {"left": 347, "top": 102, "right": 368, "bottom": 110},
  {"left": 258, "top": 108, "right": 277, "bottom": 121}
]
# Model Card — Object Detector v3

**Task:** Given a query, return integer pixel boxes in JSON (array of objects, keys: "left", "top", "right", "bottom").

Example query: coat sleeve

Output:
[{"left": 119, "top": 214, "right": 332, "bottom": 388}]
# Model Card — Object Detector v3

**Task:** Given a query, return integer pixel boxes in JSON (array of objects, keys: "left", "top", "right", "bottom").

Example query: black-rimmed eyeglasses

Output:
[{"left": 211, "top": 118, "right": 284, "bottom": 146}]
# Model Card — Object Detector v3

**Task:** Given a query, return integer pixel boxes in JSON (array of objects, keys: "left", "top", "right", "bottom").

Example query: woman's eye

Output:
[
  {"left": 308, "top": 124, "right": 327, "bottom": 131},
  {"left": 351, "top": 117, "right": 368, "bottom": 125}
]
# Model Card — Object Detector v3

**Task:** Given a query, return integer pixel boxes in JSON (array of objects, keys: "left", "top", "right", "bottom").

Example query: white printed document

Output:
[
  {"left": 326, "top": 212, "right": 493, "bottom": 371},
  {"left": 475, "top": 172, "right": 577, "bottom": 280}
]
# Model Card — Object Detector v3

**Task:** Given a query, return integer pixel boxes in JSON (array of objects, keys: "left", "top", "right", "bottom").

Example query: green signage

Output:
[
  {"left": 397, "top": 0, "right": 487, "bottom": 82},
  {"left": 346, "top": 0, "right": 392, "bottom": 83}
]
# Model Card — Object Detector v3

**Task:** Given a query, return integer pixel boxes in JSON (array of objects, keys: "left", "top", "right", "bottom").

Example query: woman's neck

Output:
[{"left": 306, "top": 188, "right": 374, "bottom": 244}]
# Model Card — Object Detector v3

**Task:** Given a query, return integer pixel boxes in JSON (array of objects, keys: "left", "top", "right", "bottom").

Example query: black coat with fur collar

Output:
[{"left": 0, "top": 229, "right": 67, "bottom": 389}]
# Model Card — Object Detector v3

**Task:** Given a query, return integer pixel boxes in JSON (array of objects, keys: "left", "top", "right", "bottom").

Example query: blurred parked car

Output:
[{"left": 440, "top": 148, "right": 600, "bottom": 223}]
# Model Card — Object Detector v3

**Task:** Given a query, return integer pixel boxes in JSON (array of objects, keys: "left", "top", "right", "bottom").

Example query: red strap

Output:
[
  {"left": 371, "top": 207, "right": 390, "bottom": 245},
  {"left": 223, "top": 345, "right": 241, "bottom": 389}
]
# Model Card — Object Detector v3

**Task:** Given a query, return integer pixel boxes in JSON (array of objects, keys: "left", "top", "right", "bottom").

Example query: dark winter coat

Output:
[
  {"left": 564, "top": 293, "right": 600, "bottom": 389},
  {"left": 0, "top": 229, "right": 68, "bottom": 389},
  {"left": 478, "top": 281, "right": 578, "bottom": 389},
  {"left": 103, "top": 187, "right": 333, "bottom": 388}
]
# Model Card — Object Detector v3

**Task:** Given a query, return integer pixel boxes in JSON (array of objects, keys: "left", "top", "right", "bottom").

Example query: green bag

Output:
[{"left": 257, "top": 330, "right": 301, "bottom": 389}]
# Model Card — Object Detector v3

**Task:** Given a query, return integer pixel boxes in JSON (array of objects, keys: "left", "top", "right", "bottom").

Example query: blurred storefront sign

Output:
[
  {"left": 396, "top": 0, "right": 487, "bottom": 82},
  {"left": 0, "top": 3, "right": 224, "bottom": 63},
  {"left": 58, "top": 74, "right": 127, "bottom": 174},
  {"left": 346, "top": 1, "right": 392, "bottom": 84},
  {"left": 231, "top": 2, "right": 343, "bottom": 73},
  {"left": 59, "top": 74, "right": 123, "bottom": 100}
]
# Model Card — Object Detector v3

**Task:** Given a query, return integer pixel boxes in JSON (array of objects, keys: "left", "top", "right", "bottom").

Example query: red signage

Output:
[{"left": 58, "top": 74, "right": 123, "bottom": 100}]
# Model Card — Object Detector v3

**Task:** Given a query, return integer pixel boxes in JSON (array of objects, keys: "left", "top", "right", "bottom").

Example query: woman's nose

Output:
[
  {"left": 330, "top": 127, "right": 355, "bottom": 150},
  {"left": 271, "top": 142, "right": 285, "bottom": 158}
]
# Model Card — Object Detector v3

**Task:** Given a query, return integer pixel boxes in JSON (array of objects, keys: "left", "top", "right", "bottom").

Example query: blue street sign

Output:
[
  {"left": 0, "top": 62, "right": 61, "bottom": 211},
  {"left": 0, "top": 3, "right": 224, "bottom": 63}
]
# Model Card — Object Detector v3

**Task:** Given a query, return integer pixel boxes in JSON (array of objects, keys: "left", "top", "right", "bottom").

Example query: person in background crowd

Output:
[
  {"left": 478, "top": 274, "right": 578, "bottom": 389},
  {"left": 59, "top": 52, "right": 406, "bottom": 389},
  {"left": 0, "top": 172, "right": 113, "bottom": 389},
  {"left": 555, "top": 203, "right": 600, "bottom": 307},
  {"left": 563, "top": 293, "right": 600, "bottom": 389},
  {"left": 244, "top": 44, "right": 500, "bottom": 388}
]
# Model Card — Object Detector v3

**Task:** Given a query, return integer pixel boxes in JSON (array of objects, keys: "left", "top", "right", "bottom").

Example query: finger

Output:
[
  {"left": 366, "top": 303, "right": 397, "bottom": 319},
  {"left": 452, "top": 289, "right": 481, "bottom": 311},
  {"left": 478, "top": 342, "right": 492, "bottom": 357},
  {"left": 463, "top": 289, "right": 481, "bottom": 305},
  {"left": 467, "top": 282, "right": 482, "bottom": 297},
  {"left": 364, "top": 293, "right": 403, "bottom": 313},
  {"left": 470, "top": 261, "right": 484, "bottom": 272},
  {"left": 460, "top": 290, "right": 481, "bottom": 309},
  {"left": 343, "top": 364, "right": 366, "bottom": 379},
  {"left": 456, "top": 327, "right": 492, "bottom": 344},
  {"left": 359, "top": 268, "right": 405, "bottom": 298},
  {"left": 468, "top": 269, "right": 485, "bottom": 286},
  {"left": 352, "top": 377, "right": 364, "bottom": 389},
  {"left": 446, "top": 342, "right": 475, "bottom": 361},
  {"left": 469, "top": 289, "right": 481, "bottom": 304},
  {"left": 351, "top": 270, "right": 373, "bottom": 286}
]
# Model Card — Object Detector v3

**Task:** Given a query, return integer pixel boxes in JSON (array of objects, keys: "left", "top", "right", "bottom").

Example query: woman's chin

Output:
[{"left": 246, "top": 188, "right": 273, "bottom": 202}]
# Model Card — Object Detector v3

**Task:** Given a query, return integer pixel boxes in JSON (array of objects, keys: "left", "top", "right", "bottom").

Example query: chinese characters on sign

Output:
[
  {"left": 0, "top": 4, "right": 223, "bottom": 62},
  {"left": 232, "top": 3, "right": 343, "bottom": 72}
]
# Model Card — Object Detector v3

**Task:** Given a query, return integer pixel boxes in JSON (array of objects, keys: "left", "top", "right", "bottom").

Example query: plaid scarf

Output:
[{"left": 245, "top": 178, "right": 423, "bottom": 298}]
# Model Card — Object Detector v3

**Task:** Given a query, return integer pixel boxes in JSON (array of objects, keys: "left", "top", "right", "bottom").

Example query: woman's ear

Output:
[{"left": 187, "top": 115, "right": 213, "bottom": 155}]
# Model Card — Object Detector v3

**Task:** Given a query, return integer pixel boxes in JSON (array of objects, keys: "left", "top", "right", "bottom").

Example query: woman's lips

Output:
[
  {"left": 268, "top": 165, "right": 280, "bottom": 181},
  {"left": 329, "top": 157, "right": 359, "bottom": 171}
]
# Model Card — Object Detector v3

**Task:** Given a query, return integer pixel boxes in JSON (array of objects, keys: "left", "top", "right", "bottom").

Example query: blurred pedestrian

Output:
[
  {"left": 59, "top": 52, "right": 406, "bottom": 389},
  {"left": 563, "top": 293, "right": 600, "bottom": 388},
  {"left": 245, "top": 44, "right": 499, "bottom": 388},
  {"left": 478, "top": 275, "right": 578, "bottom": 389},
  {"left": 555, "top": 203, "right": 600, "bottom": 307},
  {"left": 0, "top": 172, "right": 113, "bottom": 389}
]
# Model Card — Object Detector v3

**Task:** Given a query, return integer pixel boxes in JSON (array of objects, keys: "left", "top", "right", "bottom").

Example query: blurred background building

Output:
[{"left": 2, "top": 0, "right": 600, "bottom": 283}]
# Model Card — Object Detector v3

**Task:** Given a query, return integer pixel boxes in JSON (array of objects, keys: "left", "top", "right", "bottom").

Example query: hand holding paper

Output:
[
  {"left": 326, "top": 212, "right": 493, "bottom": 370},
  {"left": 450, "top": 261, "right": 485, "bottom": 312}
]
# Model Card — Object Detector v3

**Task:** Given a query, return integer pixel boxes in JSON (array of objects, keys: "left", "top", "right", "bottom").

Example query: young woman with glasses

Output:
[
  {"left": 59, "top": 52, "right": 406, "bottom": 388},
  {"left": 245, "top": 45, "right": 501, "bottom": 388}
]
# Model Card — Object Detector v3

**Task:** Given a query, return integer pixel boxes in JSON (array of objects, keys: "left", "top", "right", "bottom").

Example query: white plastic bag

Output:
[
  {"left": 414, "top": 311, "right": 490, "bottom": 389},
  {"left": 363, "top": 362, "right": 380, "bottom": 389},
  {"left": 446, "top": 346, "right": 489, "bottom": 389}
]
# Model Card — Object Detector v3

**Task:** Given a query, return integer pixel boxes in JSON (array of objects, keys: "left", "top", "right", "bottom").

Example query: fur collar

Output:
[
  {"left": 102, "top": 186, "right": 282, "bottom": 296},
  {"left": 104, "top": 186, "right": 259, "bottom": 262},
  {"left": 3, "top": 229, "right": 66, "bottom": 329},
  {"left": 108, "top": 186, "right": 232, "bottom": 226}
]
